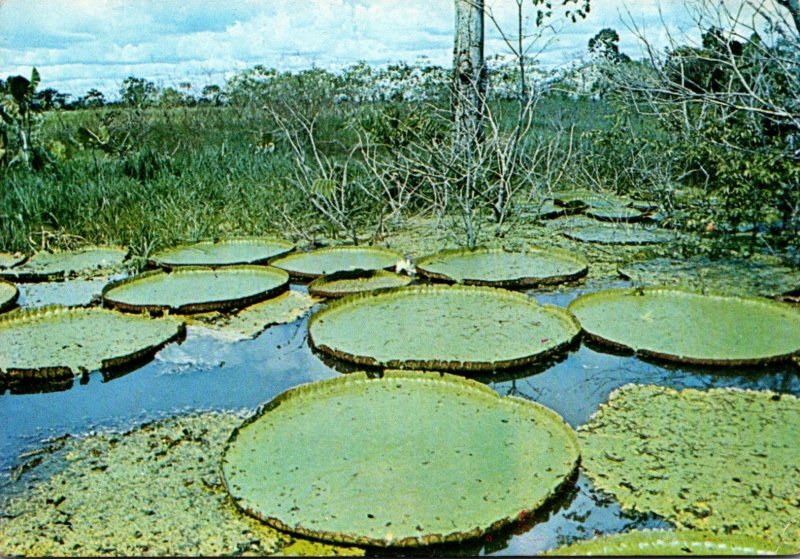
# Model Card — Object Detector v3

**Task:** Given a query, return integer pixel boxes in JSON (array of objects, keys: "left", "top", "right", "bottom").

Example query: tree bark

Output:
[{"left": 453, "top": 0, "right": 487, "bottom": 148}]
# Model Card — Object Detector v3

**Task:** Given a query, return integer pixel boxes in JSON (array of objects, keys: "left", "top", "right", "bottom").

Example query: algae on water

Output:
[{"left": 578, "top": 385, "right": 800, "bottom": 549}]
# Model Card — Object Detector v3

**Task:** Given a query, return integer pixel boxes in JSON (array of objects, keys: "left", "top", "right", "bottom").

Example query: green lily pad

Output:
[
  {"left": 0, "top": 252, "right": 26, "bottom": 270},
  {"left": 630, "top": 200, "right": 659, "bottom": 212},
  {"left": 0, "top": 306, "right": 184, "bottom": 383},
  {"left": 552, "top": 190, "right": 631, "bottom": 210},
  {"left": 0, "top": 246, "right": 128, "bottom": 281},
  {"left": 149, "top": 237, "right": 294, "bottom": 267},
  {"left": 584, "top": 206, "right": 644, "bottom": 222},
  {"left": 0, "top": 279, "right": 19, "bottom": 313},
  {"left": 308, "top": 270, "right": 412, "bottom": 298},
  {"left": 561, "top": 225, "right": 673, "bottom": 245},
  {"left": 618, "top": 256, "right": 800, "bottom": 298},
  {"left": 270, "top": 246, "right": 403, "bottom": 279},
  {"left": 415, "top": 246, "right": 588, "bottom": 288},
  {"left": 578, "top": 385, "right": 800, "bottom": 548},
  {"left": 518, "top": 200, "right": 568, "bottom": 220},
  {"left": 186, "top": 290, "right": 319, "bottom": 340},
  {"left": 568, "top": 287, "right": 800, "bottom": 365},
  {"left": 543, "top": 530, "right": 793, "bottom": 555},
  {"left": 309, "top": 285, "right": 580, "bottom": 372},
  {"left": 102, "top": 265, "right": 289, "bottom": 314},
  {"left": 221, "top": 370, "right": 580, "bottom": 547}
]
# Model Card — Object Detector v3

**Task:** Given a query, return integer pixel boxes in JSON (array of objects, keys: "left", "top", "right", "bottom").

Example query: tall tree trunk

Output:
[{"left": 453, "top": 0, "right": 487, "bottom": 149}]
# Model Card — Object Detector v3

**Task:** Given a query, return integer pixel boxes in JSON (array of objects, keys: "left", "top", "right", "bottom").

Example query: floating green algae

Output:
[
  {"left": 0, "top": 306, "right": 184, "bottom": 383},
  {"left": 415, "top": 246, "right": 588, "bottom": 287},
  {"left": 578, "top": 385, "right": 800, "bottom": 549},
  {"left": 270, "top": 246, "right": 403, "bottom": 279},
  {"left": 0, "top": 252, "right": 26, "bottom": 270},
  {"left": 618, "top": 256, "right": 800, "bottom": 298},
  {"left": 0, "top": 411, "right": 361, "bottom": 557},
  {"left": 307, "top": 270, "right": 412, "bottom": 298},
  {"left": 309, "top": 285, "right": 580, "bottom": 372},
  {"left": 568, "top": 287, "right": 800, "bottom": 365},
  {"left": 0, "top": 279, "right": 19, "bottom": 313},
  {"left": 542, "top": 529, "right": 793, "bottom": 555},
  {"left": 102, "top": 265, "right": 289, "bottom": 314},
  {"left": 221, "top": 371, "right": 580, "bottom": 547},
  {"left": 0, "top": 246, "right": 129, "bottom": 281},
  {"left": 561, "top": 225, "right": 673, "bottom": 245},
  {"left": 185, "top": 290, "right": 320, "bottom": 340},
  {"left": 149, "top": 237, "right": 295, "bottom": 267}
]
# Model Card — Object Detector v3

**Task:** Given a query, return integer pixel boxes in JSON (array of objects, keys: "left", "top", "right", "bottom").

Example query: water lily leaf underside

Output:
[
  {"left": 221, "top": 371, "right": 580, "bottom": 547},
  {"left": 149, "top": 237, "right": 295, "bottom": 267},
  {"left": 578, "top": 385, "right": 800, "bottom": 549},
  {"left": 568, "top": 287, "right": 800, "bottom": 365},
  {"left": 0, "top": 306, "right": 184, "bottom": 383},
  {"left": 270, "top": 246, "right": 403, "bottom": 279},
  {"left": 102, "top": 265, "right": 289, "bottom": 314},
  {"left": 415, "top": 246, "right": 587, "bottom": 287},
  {"left": 309, "top": 285, "right": 580, "bottom": 372}
]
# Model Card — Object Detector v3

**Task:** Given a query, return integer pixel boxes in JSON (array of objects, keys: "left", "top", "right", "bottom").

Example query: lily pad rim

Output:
[
  {"left": 307, "top": 269, "right": 413, "bottom": 298},
  {"left": 148, "top": 236, "right": 296, "bottom": 268},
  {"left": 220, "top": 369, "right": 581, "bottom": 547},
  {"left": 568, "top": 286, "right": 800, "bottom": 366},
  {"left": 308, "top": 284, "right": 582, "bottom": 372},
  {"left": 414, "top": 245, "right": 589, "bottom": 288},
  {"left": 0, "top": 278, "right": 20, "bottom": 314},
  {"left": 0, "top": 245, "right": 131, "bottom": 282},
  {"left": 101, "top": 264, "right": 290, "bottom": 314},
  {"left": 270, "top": 245, "right": 404, "bottom": 279}
]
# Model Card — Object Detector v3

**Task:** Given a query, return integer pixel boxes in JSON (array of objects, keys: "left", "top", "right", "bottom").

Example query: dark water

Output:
[{"left": 1, "top": 279, "right": 799, "bottom": 556}]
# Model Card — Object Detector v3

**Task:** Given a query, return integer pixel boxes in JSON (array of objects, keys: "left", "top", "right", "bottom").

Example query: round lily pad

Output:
[
  {"left": 0, "top": 306, "right": 185, "bottom": 383},
  {"left": 221, "top": 370, "right": 580, "bottom": 547},
  {"left": 0, "top": 279, "right": 19, "bottom": 313},
  {"left": 102, "top": 265, "right": 289, "bottom": 314},
  {"left": 0, "top": 252, "right": 26, "bottom": 270},
  {"left": 0, "top": 246, "right": 128, "bottom": 281},
  {"left": 309, "top": 285, "right": 580, "bottom": 372},
  {"left": 584, "top": 206, "right": 643, "bottom": 222},
  {"left": 270, "top": 246, "right": 403, "bottom": 279},
  {"left": 415, "top": 246, "right": 588, "bottom": 288},
  {"left": 518, "top": 200, "right": 568, "bottom": 220},
  {"left": 630, "top": 200, "right": 659, "bottom": 212},
  {"left": 561, "top": 225, "right": 673, "bottom": 245},
  {"left": 618, "top": 256, "right": 800, "bottom": 299},
  {"left": 543, "top": 530, "right": 792, "bottom": 556},
  {"left": 149, "top": 237, "right": 294, "bottom": 267},
  {"left": 552, "top": 190, "right": 631, "bottom": 210},
  {"left": 568, "top": 287, "right": 800, "bottom": 365},
  {"left": 308, "top": 270, "right": 412, "bottom": 298},
  {"left": 578, "top": 385, "right": 800, "bottom": 548}
]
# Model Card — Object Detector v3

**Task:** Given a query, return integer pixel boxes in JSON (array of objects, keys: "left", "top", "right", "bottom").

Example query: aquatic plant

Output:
[
  {"left": 561, "top": 224, "right": 673, "bottom": 245},
  {"left": 221, "top": 370, "right": 580, "bottom": 547},
  {"left": 578, "top": 384, "right": 800, "bottom": 549},
  {"left": 102, "top": 265, "right": 289, "bottom": 314},
  {"left": 270, "top": 246, "right": 403, "bottom": 279},
  {"left": 307, "top": 269, "right": 412, "bottom": 298},
  {"left": 0, "top": 279, "right": 19, "bottom": 312},
  {"left": 584, "top": 206, "right": 643, "bottom": 222},
  {"left": 0, "top": 252, "right": 26, "bottom": 269},
  {"left": 309, "top": 285, "right": 580, "bottom": 372},
  {"left": 149, "top": 237, "right": 295, "bottom": 267},
  {"left": 415, "top": 246, "right": 588, "bottom": 288},
  {"left": 0, "top": 305, "right": 184, "bottom": 383},
  {"left": 568, "top": 287, "right": 800, "bottom": 365},
  {"left": 0, "top": 246, "right": 128, "bottom": 281}
]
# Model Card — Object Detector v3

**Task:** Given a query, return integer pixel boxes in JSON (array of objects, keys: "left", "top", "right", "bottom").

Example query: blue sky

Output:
[{"left": 0, "top": 1, "right": 701, "bottom": 98}]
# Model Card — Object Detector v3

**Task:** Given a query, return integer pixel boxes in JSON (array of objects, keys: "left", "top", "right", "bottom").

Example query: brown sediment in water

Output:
[{"left": 0, "top": 411, "right": 363, "bottom": 557}]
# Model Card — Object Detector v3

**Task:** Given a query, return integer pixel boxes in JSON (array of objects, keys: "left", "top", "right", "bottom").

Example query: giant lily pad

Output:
[
  {"left": 0, "top": 279, "right": 19, "bottom": 313},
  {"left": 102, "top": 265, "right": 289, "bottom": 314},
  {"left": 0, "top": 246, "right": 128, "bottom": 281},
  {"left": 270, "top": 246, "right": 403, "bottom": 279},
  {"left": 0, "top": 306, "right": 184, "bottom": 383},
  {"left": 568, "top": 287, "right": 800, "bottom": 365},
  {"left": 584, "top": 206, "right": 644, "bottom": 222},
  {"left": 561, "top": 225, "right": 673, "bottom": 245},
  {"left": 415, "top": 246, "right": 588, "bottom": 288},
  {"left": 221, "top": 370, "right": 580, "bottom": 547},
  {"left": 618, "top": 256, "right": 800, "bottom": 299},
  {"left": 578, "top": 385, "right": 800, "bottom": 548},
  {"left": 149, "top": 237, "right": 294, "bottom": 267},
  {"left": 308, "top": 270, "right": 412, "bottom": 298},
  {"left": 553, "top": 190, "right": 631, "bottom": 210},
  {"left": 309, "top": 285, "right": 580, "bottom": 372},
  {"left": 0, "top": 252, "right": 26, "bottom": 270},
  {"left": 543, "top": 530, "right": 793, "bottom": 556}
]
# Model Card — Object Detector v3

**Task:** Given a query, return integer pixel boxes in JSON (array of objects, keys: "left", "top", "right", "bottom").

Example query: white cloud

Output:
[{"left": 0, "top": 0, "right": 745, "bottom": 98}]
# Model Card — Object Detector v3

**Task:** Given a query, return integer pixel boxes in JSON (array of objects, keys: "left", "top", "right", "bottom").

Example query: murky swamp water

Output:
[{"left": 1, "top": 278, "right": 799, "bottom": 556}]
